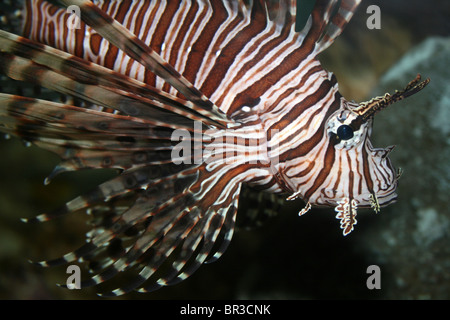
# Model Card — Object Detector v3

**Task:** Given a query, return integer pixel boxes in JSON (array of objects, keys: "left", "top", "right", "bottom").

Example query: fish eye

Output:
[{"left": 337, "top": 125, "right": 354, "bottom": 141}]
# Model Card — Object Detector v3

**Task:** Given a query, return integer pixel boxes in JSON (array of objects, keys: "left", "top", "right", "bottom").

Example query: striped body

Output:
[
  {"left": 23, "top": 0, "right": 390, "bottom": 206},
  {"left": 0, "top": 0, "right": 429, "bottom": 295}
]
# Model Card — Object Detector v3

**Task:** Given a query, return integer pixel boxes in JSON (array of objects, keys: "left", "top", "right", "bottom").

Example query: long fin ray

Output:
[
  {"left": 0, "top": 29, "right": 229, "bottom": 127},
  {"left": 0, "top": 52, "right": 212, "bottom": 128},
  {"left": 312, "top": 0, "right": 362, "bottom": 54}
]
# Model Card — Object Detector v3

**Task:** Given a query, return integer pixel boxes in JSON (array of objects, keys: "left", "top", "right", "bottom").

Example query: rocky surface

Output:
[{"left": 356, "top": 36, "right": 450, "bottom": 299}]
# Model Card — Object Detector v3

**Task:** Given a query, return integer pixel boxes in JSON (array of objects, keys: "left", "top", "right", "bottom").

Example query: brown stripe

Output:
[
  {"left": 35, "top": 0, "right": 44, "bottom": 43},
  {"left": 163, "top": 1, "right": 199, "bottom": 93},
  {"left": 182, "top": 0, "right": 228, "bottom": 86},
  {"left": 264, "top": 63, "right": 323, "bottom": 114},
  {"left": 304, "top": 140, "right": 336, "bottom": 200},
  {"left": 362, "top": 147, "right": 374, "bottom": 194},
  {"left": 143, "top": 1, "right": 181, "bottom": 87},
  {"left": 199, "top": 1, "right": 268, "bottom": 98},
  {"left": 110, "top": 0, "right": 131, "bottom": 24},
  {"left": 227, "top": 40, "right": 317, "bottom": 114},
  {"left": 150, "top": 1, "right": 180, "bottom": 55},
  {"left": 296, "top": 161, "right": 316, "bottom": 178},
  {"left": 22, "top": 0, "right": 33, "bottom": 38},
  {"left": 123, "top": 1, "right": 140, "bottom": 30},
  {"left": 73, "top": 23, "right": 85, "bottom": 58},
  {"left": 279, "top": 91, "right": 340, "bottom": 166},
  {"left": 214, "top": 19, "right": 289, "bottom": 107},
  {"left": 89, "top": 33, "right": 102, "bottom": 56},
  {"left": 134, "top": 0, "right": 151, "bottom": 38},
  {"left": 346, "top": 152, "right": 354, "bottom": 199},
  {"left": 331, "top": 152, "right": 342, "bottom": 196},
  {"left": 270, "top": 79, "right": 339, "bottom": 144},
  {"left": 120, "top": 2, "right": 140, "bottom": 79},
  {"left": 355, "top": 152, "right": 363, "bottom": 196},
  {"left": 62, "top": 10, "right": 68, "bottom": 53}
]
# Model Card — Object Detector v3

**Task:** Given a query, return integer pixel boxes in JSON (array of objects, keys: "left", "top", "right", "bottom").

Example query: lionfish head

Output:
[
  {"left": 281, "top": 74, "right": 430, "bottom": 235},
  {"left": 321, "top": 74, "right": 430, "bottom": 211}
]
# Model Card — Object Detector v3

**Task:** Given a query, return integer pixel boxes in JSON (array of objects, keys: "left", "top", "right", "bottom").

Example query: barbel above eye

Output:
[{"left": 337, "top": 124, "right": 354, "bottom": 141}]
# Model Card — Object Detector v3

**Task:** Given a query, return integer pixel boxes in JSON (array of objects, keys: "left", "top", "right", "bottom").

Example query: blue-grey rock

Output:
[{"left": 360, "top": 37, "right": 450, "bottom": 299}]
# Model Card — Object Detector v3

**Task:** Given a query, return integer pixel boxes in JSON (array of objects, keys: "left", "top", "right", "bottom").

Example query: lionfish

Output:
[{"left": 0, "top": 0, "right": 429, "bottom": 296}]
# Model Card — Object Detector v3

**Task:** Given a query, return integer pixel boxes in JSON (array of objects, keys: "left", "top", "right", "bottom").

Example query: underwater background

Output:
[{"left": 0, "top": 0, "right": 449, "bottom": 299}]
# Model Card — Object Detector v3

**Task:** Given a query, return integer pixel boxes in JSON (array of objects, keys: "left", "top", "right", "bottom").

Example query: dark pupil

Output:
[{"left": 337, "top": 125, "right": 354, "bottom": 141}]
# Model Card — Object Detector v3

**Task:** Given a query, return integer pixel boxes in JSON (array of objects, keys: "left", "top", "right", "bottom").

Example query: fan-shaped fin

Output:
[{"left": 0, "top": 29, "right": 230, "bottom": 128}]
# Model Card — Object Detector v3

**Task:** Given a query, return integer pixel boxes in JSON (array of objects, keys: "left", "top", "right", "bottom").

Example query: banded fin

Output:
[
  {"left": 0, "top": 29, "right": 230, "bottom": 128},
  {"left": 100, "top": 201, "right": 239, "bottom": 297},
  {"left": 0, "top": 93, "right": 204, "bottom": 186},
  {"left": 312, "top": 0, "right": 362, "bottom": 54},
  {"left": 46, "top": 167, "right": 241, "bottom": 296}
]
